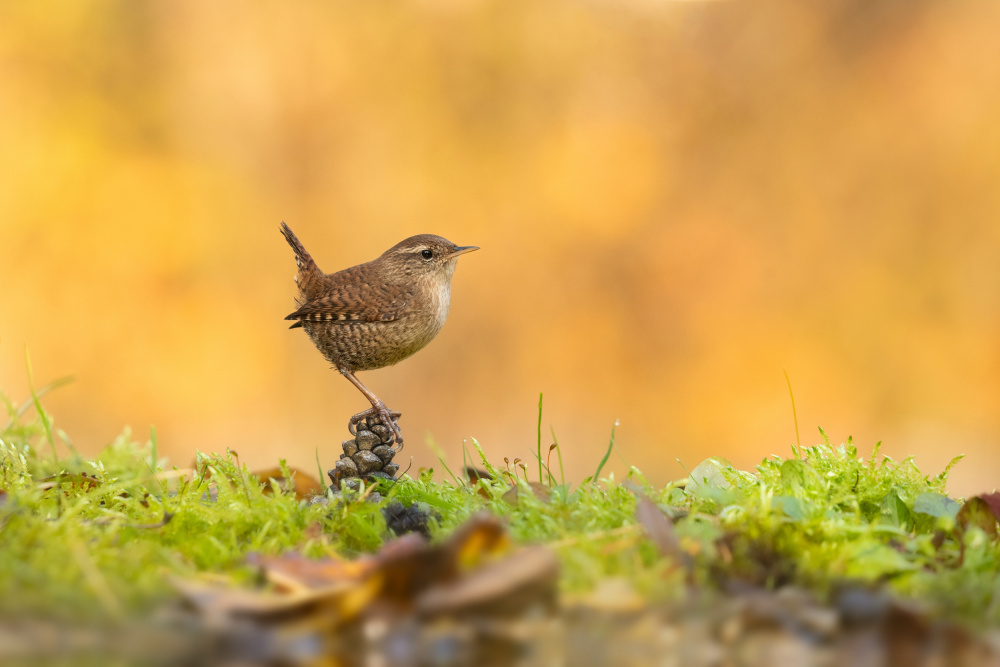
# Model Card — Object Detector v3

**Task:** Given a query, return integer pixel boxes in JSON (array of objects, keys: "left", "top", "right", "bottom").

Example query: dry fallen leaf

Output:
[
  {"left": 635, "top": 494, "right": 687, "bottom": 568},
  {"left": 447, "top": 513, "right": 511, "bottom": 571},
  {"left": 976, "top": 492, "right": 1000, "bottom": 518},
  {"left": 501, "top": 482, "right": 551, "bottom": 506},
  {"left": 416, "top": 545, "right": 559, "bottom": 617},
  {"left": 247, "top": 552, "right": 373, "bottom": 592},
  {"left": 957, "top": 494, "right": 1000, "bottom": 538},
  {"left": 374, "top": 515, "right": 511, "bottom": 604},
  {"left": 255, "top": 466, "right": 324, "bottom": 499},
  {"left": 173, "top": 511, "right": 554, "bottom": 640},
  {"left": 171, "top": 574, "right": 374, "bottom": 622}
]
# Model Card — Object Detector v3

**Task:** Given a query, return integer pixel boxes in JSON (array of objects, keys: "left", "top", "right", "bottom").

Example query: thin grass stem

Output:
[{"left": 536, "top": 393, "right": 543, "bottom": 483}]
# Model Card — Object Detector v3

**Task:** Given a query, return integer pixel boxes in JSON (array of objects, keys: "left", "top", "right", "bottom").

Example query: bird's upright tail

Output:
[{"left": 280, "top": 222, "right": 324, "bottom": 304}]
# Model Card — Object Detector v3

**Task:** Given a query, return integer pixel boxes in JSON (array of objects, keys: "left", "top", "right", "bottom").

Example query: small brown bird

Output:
[{"left": 281, "top": 222, "right": 478, "bottom": 450}]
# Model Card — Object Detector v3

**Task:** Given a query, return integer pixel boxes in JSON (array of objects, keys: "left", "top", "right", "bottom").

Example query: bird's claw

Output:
[{"left": 348, "top": 406, "right": 403, "bottom": 451}]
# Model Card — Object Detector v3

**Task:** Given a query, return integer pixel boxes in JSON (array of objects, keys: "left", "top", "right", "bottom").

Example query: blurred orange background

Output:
[{"left": 2, "top": 1, "right": 998, "bottom": 496}]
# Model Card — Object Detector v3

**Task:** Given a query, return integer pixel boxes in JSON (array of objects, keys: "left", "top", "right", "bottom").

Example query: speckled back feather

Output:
[{"left": 284, "top": 268, "right": 412, "bottom": 324}]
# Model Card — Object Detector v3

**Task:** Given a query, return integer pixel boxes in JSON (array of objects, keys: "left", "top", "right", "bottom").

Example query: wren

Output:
[{"left": 281, "top": 222, "right": 477, "bottom": 450}]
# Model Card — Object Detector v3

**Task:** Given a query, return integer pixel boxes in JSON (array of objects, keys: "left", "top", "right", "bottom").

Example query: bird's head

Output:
[{"left": 380, "top": 234, "right": 478, "bottom": 282}]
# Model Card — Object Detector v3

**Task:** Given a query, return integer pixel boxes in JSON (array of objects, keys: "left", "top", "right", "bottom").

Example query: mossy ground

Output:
[{"left": 1, "top": 381, "right": 997, "bottom": 629}]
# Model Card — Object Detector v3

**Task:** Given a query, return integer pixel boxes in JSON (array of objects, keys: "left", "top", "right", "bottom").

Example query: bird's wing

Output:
[{"left": 284, "top": 284, "right": 410, "bottom": 326}]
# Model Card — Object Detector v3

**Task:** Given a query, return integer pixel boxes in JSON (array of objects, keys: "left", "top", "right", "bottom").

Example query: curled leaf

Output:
[
  {"left": 635, "top": 494, "right": 686, "bottom": 567},
  {"left": 956, "top": 494, "right": 1000, "bottom": 538}
]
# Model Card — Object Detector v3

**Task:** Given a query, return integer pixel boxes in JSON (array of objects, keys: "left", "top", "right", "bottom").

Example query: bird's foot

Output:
[{"left": 348, "top": 406, "right": 403, "bottom": 450}]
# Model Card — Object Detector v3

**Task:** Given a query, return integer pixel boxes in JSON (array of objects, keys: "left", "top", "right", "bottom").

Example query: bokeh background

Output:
[{"left": 2, "top": 1, "right": 999, "bottom": 496}]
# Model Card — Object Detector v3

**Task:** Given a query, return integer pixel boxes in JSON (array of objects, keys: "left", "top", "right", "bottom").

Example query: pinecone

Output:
[
  {"left": 382, "top": 500, "right": 437, "bottom": 539},
  {"left": 329, "top": 413, "right": 401, "bottom": 488}
]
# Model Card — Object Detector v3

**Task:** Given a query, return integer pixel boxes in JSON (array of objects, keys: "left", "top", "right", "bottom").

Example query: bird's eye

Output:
[{"left": 421, "top": 249, "right": 433, "bottom": 259}]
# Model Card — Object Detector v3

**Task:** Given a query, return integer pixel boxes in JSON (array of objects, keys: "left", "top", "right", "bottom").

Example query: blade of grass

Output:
[
  {"left": 593, "top": 419, "right": 618, "bottom": 484},
  {"left": 315, "top": 448, "right": 327, "bottom": 492},
  {"left": 675, "top": 458, "right": 692, "bottom": 477},
  {"left": 24, "top": 347, "right": 57, "bottom": 461},
  {"left": 470, "top": 438, "right": 502, "bottom": 480},
  {"left": 529, "top": 450, "right": 556, "bottom": 486},
  {"left": 8, "top": 375, "right": 75, "bottom": 427},
  {"left": 56, "top": 428, "right": 81, "bottom": 460},
  {"left": 149, "top": 425, "right": 158, "bottom": 472},
  {"left": 146, "top": 425, "right": 168, "bottom": 495},
  {"left": 462, "top": 441, "right": 470, "bottom": 482},
  {"left": 783, "top": 368, "right": 801, "bottom": 458},
  {"left": 0, "top": 390, "right": 15, "bottom": 423},
  {"left": 425, "top": 434, "right": 462, "bottom": 487},
  {"left": 551, "top": 426, "right": 565, "bottom": 486},
  {"left": 536, "top": 393, "right": 543, "bottom": 483}
]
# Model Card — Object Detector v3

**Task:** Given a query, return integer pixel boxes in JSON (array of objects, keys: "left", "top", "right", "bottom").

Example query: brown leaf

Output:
[
  {"left": 179, "top": 513, "right": 517, "bottom": 626},
  {"left": 254, "top": 466, "right": 324, "bottom": 499},
  {"left": 465, "top": 467, "right": 491, "bottom": 481},
  {"left": 501, "top": 482, "right": 551, "bottom": 505},
  {"left": 956, "top": 495, "right": 999, "bottom": 538},
  {"left": 374, "top": 514, "right": 512, "bottom": 605},
  {"left": 171, "top": 574, "right": 374, "bottom": 622},
  {"left": 447, "top": 513, "right": 511, "bottom": 571},
  {"left": 244, "top": 532, "right": 436, "bottom": 613},
  {"left": 367, "top": 532, "right": 440, "bottom": 605},
  {"left": 472, "top": 481, "right": 493, "bottom": 501},
  {"left": 416, "top": 545, "right": 559, "bottom": 618},
  {"left": 976, "top": 492, "right": 1000, "bottom": 520},
  {"left": 527, "top": 482, "right": 551, "bottom": 502},
  {"left": 635, "top": 494, "right": 685, "bottom": 565},
  {"left": 465, "top": 467, "right": 496, "bottom": 500},
  {"left": 247, "top": 552, "right": 373, "bottom": 591}
]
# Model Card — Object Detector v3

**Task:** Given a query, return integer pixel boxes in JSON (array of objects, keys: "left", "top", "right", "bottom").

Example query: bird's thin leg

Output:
[{"left": 340, "top": 369, "right": 404, "bottom": 450}]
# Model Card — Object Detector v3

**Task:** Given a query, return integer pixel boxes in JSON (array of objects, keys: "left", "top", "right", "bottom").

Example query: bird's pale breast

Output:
[{"left": 304, "top": 280, "right": 450, "bottom": 372}]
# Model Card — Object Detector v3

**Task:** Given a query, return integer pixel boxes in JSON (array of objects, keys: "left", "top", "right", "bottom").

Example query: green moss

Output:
[{"left": 1, "top": 386, "right": 997, "bottom": 628}]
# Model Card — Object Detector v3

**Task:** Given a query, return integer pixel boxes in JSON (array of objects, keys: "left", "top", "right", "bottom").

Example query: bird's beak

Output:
[{"left": 447, "top": 245, "right": 479, "bottom": 259}]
